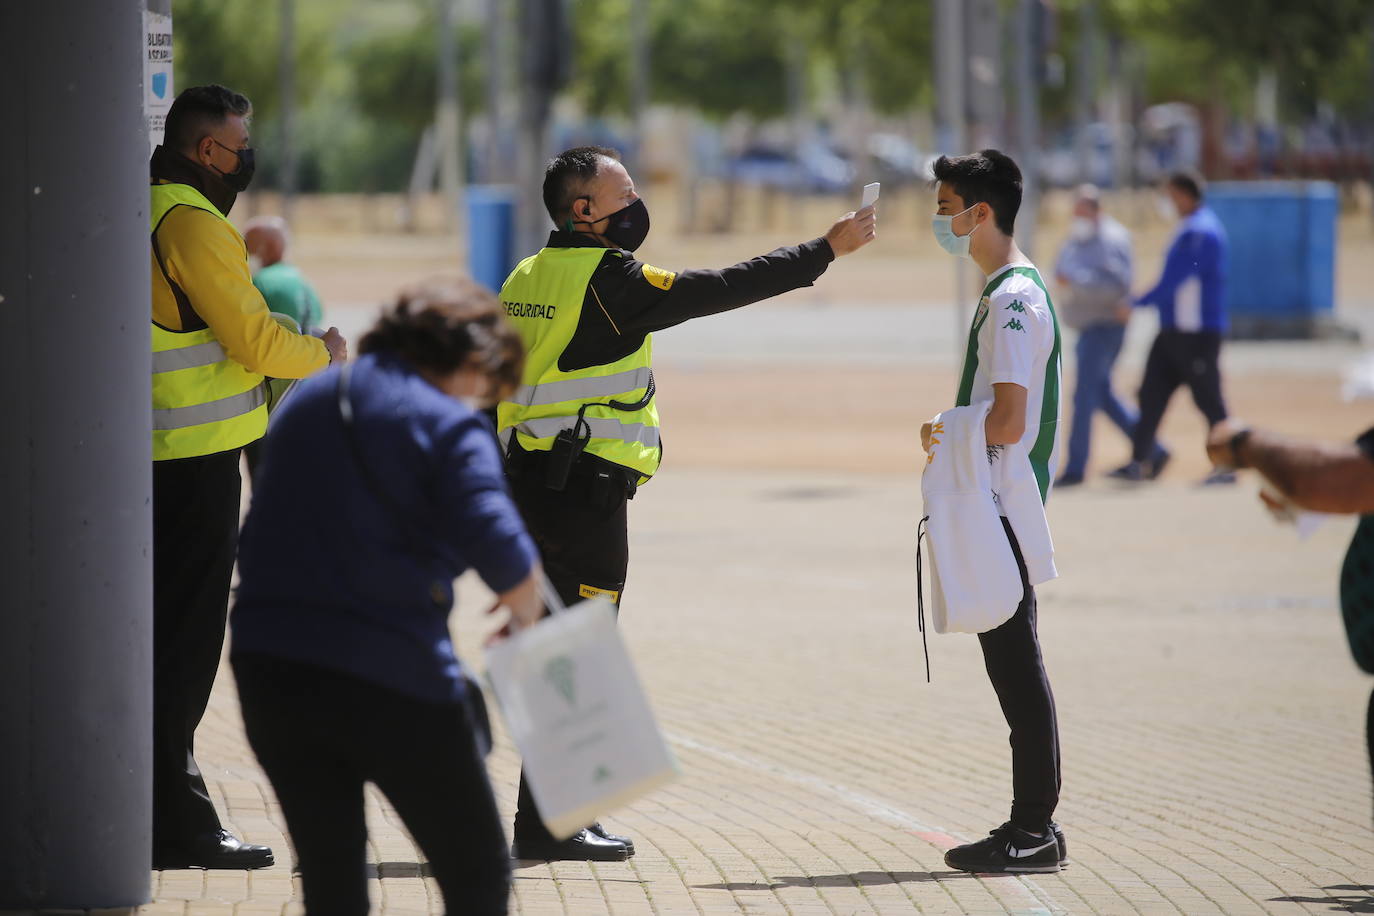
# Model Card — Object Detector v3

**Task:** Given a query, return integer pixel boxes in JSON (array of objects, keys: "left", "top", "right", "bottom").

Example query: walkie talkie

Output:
[
  {"left": 543, "top": 370, "right": 655, "bottom": 491},
  {"left": 545, "top": 408, "right": 591, "bottom": 491}
]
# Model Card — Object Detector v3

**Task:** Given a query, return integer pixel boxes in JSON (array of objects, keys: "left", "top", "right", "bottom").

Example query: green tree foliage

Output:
[
  {"left": 344, "top": 11, "right": 489, "bottom": 189},
  {"left": 1102, "top": 0, "right": 1374, "bottom": 118},
  {"left": 802, "top": 0, "right": 934, "bottom": 115},
  {"left": 167, "top": 0, "right": 1368, "bottom": 192},
  {"left": 172, "top": 0, "right": 331, "bottom": 134},
  {"left": 569, "top": 0, "right": 933, "bottom": 120}
]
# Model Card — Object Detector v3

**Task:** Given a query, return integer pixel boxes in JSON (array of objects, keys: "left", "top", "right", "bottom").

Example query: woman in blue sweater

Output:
[{"left": 231, "top": 282, "right": 542, "bottom": 915}]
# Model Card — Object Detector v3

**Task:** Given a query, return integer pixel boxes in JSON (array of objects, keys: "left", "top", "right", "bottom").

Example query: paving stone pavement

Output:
[{"left": 82, "top": 465, "right": 1372, "bottom": 915}]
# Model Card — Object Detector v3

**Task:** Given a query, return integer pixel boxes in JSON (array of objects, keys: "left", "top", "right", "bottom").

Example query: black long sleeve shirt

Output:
[{"left": 545, "top": 230, "right": 836, "bottom": 371}]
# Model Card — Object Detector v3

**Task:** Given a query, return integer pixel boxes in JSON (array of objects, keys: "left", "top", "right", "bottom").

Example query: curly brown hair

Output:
[{"left": 359, "top": 277, "right": 523, "bottom": 401}]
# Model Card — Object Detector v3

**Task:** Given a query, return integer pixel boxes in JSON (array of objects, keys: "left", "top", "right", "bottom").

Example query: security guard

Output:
[
  {"left": 500, "top": 146, "right": 876, "bottom": 861},
  {"left": 149, "top": 85, "right": 346, "bottom": 870}
]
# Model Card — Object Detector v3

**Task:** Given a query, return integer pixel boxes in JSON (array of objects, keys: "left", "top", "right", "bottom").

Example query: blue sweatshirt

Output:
[
  {"left": 231, "top": 352, "right": 537, "bottom": 703},
  {"left": 1135, "top": 205, "right": 1229, "bottom": 333}
]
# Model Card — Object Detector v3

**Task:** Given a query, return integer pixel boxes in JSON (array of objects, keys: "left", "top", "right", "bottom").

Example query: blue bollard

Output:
[
  {"left": 466, "top": 185, "right": 518, "bottom": 295},
  {"left": 1207, "top": 181, "right": 1339, "bottom": 338}
]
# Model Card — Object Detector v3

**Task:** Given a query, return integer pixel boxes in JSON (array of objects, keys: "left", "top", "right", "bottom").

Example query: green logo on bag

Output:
[
  {"left": 593, "top": 764, "right": 612, "bottom": 783},
  {"left": 544, "top": 655, "right": 576, "bottom": 706}
]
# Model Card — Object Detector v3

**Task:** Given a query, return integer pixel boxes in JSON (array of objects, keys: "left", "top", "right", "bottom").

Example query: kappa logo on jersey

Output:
[
  {"left": 1002, "top": 317, "right": 1025, "bottom": 332},
  {"left": 1005, "top": 299, "right": 1027, "bottom": 313},
  {"left": 639, "top": 264, "right": 676, "bottom": 291}
]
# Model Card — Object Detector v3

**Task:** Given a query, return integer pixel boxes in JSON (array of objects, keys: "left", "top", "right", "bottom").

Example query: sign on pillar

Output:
[{"left": 144, "top": 8, "right": 173, "bottom": 156}]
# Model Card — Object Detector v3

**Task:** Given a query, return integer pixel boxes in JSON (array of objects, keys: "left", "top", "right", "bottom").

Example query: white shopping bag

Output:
[{"left": 484, "top": 595, "right": 678, "bottom": 839}]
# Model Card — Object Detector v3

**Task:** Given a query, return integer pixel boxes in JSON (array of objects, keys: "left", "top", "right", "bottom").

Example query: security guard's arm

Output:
[
  {"left": 599, "top": 237, "right": 835, "bottom": 335},
  {"left": 160, "top": 206, "right": 329, "bottom": 379}
]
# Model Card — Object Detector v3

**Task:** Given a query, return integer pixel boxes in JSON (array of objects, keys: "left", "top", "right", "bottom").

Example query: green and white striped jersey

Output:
[{"left": 955, "top": 262, "right": 1063, "bottom": 502}]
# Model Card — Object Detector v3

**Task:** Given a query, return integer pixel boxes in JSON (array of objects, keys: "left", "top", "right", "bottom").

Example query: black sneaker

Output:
[
  {"left": 1199, "top": 468, "right": 1237, "bottom": 486},
  {"left": 1106, "top": 461, "right": 1146, "bottom": 482},
  {"left": 1148, "top": 450, "right": 1172, "bottom": 479},
  {"left": 944, "top": 823, "right": 1061, "bottom": 874},
  {"left": 1049, "top": 820, "right": 1068, "bottom": 868}
]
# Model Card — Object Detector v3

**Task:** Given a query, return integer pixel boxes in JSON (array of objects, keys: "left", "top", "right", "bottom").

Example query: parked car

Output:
[{"left": 727, "top": 141, "right": 855, "bottom": 194}]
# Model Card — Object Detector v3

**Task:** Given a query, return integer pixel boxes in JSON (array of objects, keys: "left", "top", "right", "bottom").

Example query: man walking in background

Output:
[
  {"left": 1054, "top": 185, "right": 1166, "bottom": 486},
  {"left": 1111, "top": 170, "right": 1231, "bottom": 484}
]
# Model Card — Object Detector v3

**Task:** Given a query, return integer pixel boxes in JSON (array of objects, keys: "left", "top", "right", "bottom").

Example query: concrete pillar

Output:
[{"left": 0, "top": 0, "right": 153, "bottom": 907}]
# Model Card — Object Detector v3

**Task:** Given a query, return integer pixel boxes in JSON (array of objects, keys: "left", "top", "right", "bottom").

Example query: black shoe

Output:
[
  {"left": 1200, "top": 468, "right": 1237, "bottom": 486},
  {"left": 944, "top": 823, "right": 1060, "bottom": 874},
  {"left": 512, "top": 828, "right": 629, "bottom": 862},
  {"left": 1148, "top": 450, "right": 1171, "bottom": 479},
  {"left": 1146, "top": 451, "right": 1171, "bottom": 480},
  {"left": 1049, "top": 820, "right": 1068, "bottom": 868},
  {"left": 153, "top": 829, "right": 274, "bottom": 870},
  {"left": 1054, "top": 472, "right": 1084, "bottom": 488},
  {"left": 1107, "top": 461, "right": 1146, "bottom": 482},
  {"left": 588, "top": 821, "right": 635, "bottom": 857}
]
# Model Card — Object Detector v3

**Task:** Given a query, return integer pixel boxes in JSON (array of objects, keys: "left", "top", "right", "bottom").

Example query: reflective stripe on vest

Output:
[
  {"left": 151, "top": 339, "right": 227, "bottom": 373},
  {"left": 150, "top": 183, "right": 269, "bottom": 460},
  {"left": 496, "top": 247, "right": 661, "bottom": 481},
  {"left": 507, "top": 414, "right": 661, "bottom": 448},
  {"left": 510, "top": 366, "right": 653, "bottom": 408},
  {"left": 152, "top": 383, "right": 268, "bottom": 430}
]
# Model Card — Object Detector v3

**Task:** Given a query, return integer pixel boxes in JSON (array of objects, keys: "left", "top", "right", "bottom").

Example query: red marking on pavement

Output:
[{"left": 913, "top": 829, "right": 962, "bottom": 849}]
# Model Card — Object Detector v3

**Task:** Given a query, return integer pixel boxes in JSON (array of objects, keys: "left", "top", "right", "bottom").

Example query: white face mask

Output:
[
  {"left": 931, "top": 204, "right": 980, "bottom": 259},
  {"left": 1155, "top": 195, "right": 1175, "bottom": 221},
  {"left": 247, "top": 254, "right": 263, "bottom": 274},
  {"left": 1069, "top": 217, "right": 1096, "bottom": 241}
]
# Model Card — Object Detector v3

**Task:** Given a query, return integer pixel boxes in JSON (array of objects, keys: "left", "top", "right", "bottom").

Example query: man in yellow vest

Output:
[
  {"left": 149, "top": 85, "right": 346, "bottom": 870},
  {"left": 499, "top": 146, "right": 875, "bottom": 861}
]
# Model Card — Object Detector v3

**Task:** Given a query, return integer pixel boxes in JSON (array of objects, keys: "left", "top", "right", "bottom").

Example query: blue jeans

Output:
[{"left": 1064, "top": 323, "right": 1163, "bottom": 478}]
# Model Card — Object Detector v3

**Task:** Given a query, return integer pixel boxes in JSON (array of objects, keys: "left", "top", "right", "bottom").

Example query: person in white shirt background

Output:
[{"left": 920, "top": 149, "right": 1067, "bottom": 874}]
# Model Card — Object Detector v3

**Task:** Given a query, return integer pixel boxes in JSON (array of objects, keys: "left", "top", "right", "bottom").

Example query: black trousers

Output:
[
  {"left": 1132, "top": 329, "right": 1229, "bottom": 463},
  {"left": 1368, "top": 686, "right": 1374, "bottom": 826},
  {"left": 152, "top": 448, "right": 243, "bottom": 849},
  {"left": 978, "top": 519, "right": 1062, "bottom": 833},
  {"left": 505, "top": 454, "right": 631, "bottom": 841},
  {"left": 234, "top": 653, "right": 510, "bottom": 916}
]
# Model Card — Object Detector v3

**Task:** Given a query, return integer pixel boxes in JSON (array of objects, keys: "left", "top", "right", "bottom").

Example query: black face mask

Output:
[
  {"left": 578, "top": 198, "right": 650, "bottom": 252},
  {"left": 211, "top": 138, "right": 256, "bottom": 193}
]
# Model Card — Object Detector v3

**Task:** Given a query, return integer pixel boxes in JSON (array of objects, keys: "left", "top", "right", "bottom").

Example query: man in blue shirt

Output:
[
  {"left": 1110, "top": 170, "right": 1232, "bottom": 483},
  {"left": 1053, "top": 185, "right": 1167, "bottom": 486}
]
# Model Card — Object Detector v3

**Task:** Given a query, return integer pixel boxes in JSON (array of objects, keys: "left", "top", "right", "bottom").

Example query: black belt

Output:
[{"left": 505, "top": 439, "right": 640, "bottom": 498}]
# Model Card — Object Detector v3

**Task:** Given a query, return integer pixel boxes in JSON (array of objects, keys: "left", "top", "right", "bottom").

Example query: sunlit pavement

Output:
[{"left": 133, "top": 465, "right": 1371, "bottom": 915}]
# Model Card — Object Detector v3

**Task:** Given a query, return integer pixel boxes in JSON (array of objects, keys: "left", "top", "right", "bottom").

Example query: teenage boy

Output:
[{"left": 925, "top": 149, "right": 1066, "bottom": 873}]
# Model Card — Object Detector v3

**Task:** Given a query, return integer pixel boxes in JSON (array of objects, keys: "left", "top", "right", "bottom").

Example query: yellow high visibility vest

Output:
[
  {"left": 150, "top": 183, "right": 269, "bottom": 460},
  {"left": 497, "top": 247, "right": 661, "bottom": 482}
]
